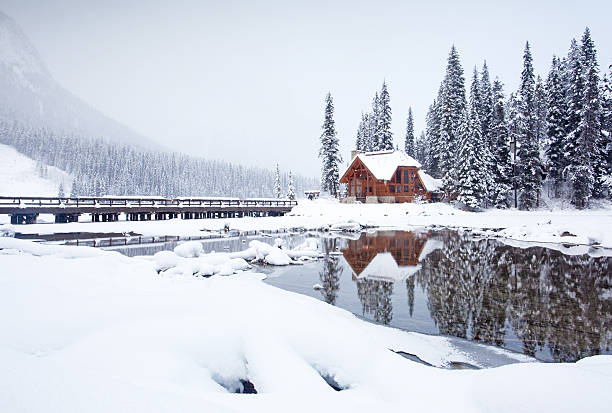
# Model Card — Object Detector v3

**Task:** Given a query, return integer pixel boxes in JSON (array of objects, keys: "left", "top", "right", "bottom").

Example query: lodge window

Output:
[
  {"left": 396, "top": 170, "right": 401, "bottom": 183},
  {"left": 390, "top": 185, "right": 395, "bottom": 193},
  {"left": 397, "top": 185, "right": 401, "bottom": 193},
  {"left": 404, "top": 170, "right": 409, "bottom": 183},
  {"left": 369, "top": 186, "right": 372, "bottom": 193},
  {"left": 404, "top": 185, "right": 409, "bottom": 192}
]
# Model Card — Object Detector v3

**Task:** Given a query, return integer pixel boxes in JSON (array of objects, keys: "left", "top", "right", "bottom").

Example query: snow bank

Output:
[
  {"left": 1, "top": 239, "right": 610, "bottom": 412},
  {"left": 0, "top": 223, "right": 15, "bottom": 237}
]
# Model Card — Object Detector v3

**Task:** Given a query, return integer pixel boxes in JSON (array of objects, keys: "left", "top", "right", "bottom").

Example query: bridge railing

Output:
[{"left": 0, "top": 196, "right": 298, "bottom": 209}]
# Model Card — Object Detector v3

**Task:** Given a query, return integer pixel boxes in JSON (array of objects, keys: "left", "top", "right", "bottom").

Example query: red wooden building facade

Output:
[{"left": 340, "top": 150, "right": 441, "bottom": 203}]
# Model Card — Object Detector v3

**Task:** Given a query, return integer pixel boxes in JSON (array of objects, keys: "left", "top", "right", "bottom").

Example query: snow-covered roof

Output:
[
  {"left": 418, "top": 170, "right": 443, "bottom": 192},
  {"left": 355, "top": 252, "right": 421, "bottom": 282},
  {"left": 348, "top": 150, "right": 421, "bottom": 181}
]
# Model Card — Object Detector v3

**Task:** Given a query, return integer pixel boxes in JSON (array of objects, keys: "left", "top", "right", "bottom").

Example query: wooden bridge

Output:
[{"left": 0, "top": 196, "right": 298, "bottom": 224}]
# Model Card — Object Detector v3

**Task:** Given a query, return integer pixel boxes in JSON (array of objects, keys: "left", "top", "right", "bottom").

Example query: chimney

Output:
[{"left": 351, "top": 150, "right": 362, "bottom": 160}]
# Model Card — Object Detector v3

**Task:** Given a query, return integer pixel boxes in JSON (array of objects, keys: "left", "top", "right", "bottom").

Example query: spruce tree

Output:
[
  {"left": 480, "top": 62, "right": 494, "bottom": 147},
  {"left": 371, "top": 92, "right": 381, "bottom": 150},
  {"left": 534, "top": 75, "right": 548, "bottom": 151},
  {"left": 516, "top": 42, "right": 543, "bottom": 210},
  {"left": 456, "top": 73, "right": 488, "bottom": 209},
  {"left": 404, "top": 107, "right": 415, "bottom": 157},
  {"left": 439, "top": 46, "right": 467, "bottom": 196},
  {"left": 318, "top": 92, "right": 342, "bottom": 196},
  {"left": 378, "top": 81, "right": 393, "bottom": 150},
  {"left": 425, "top": 90, "right": 442, "bottom": 176},
  {"left": 490, "top": 79, "right": 512, "bottom": 207},
  {"left": 57, "top": 182, "right": 65, "bottom": 198},
  {"left": 356, "top": 113, "right": 367, "bottom": 151},
  {"left": 287, "top": 171, "right": 296, "bottom": 200},
  {"left": 416, "top": 131, "right": 428, "bottom": 165},
  {"left": 545, "top": 56, "right": 568, "bottom": 197},
  {"left": 274, "top": 163, "right": 282, "bottom": 198}
]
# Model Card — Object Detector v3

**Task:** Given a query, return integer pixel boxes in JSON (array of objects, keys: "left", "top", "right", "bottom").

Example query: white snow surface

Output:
[
  {"left": 0, "top": 143, "right": 72, "bottom": 196},
  {"left": 0, "top": 237, "right": 610, "bottom": 412},
  {"left": 348, "top": 150, "right": 421, "bottom": 180}
]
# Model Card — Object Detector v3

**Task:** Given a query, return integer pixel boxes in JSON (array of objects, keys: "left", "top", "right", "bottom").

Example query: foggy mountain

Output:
[{"left": 0, "top": 11, "right": 155, "bottom": 148}]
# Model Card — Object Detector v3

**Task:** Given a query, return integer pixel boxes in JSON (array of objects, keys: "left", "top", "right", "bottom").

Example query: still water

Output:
[{"left": 263, "top": 230, "right": 611, "bottom": 363}]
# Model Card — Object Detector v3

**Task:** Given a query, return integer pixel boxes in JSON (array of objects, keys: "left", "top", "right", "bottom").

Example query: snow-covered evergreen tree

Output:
[
  {"left": 516, "top": 42, "right": 543, "bottom": 210},
  {"left": 545, "top": 56, "right": 568, "bottom": 197},
  {"left": 479, "top": 62, "right": 494, "bottom": 147},
  {"left": 287, "top": 171, "right": 296, "bottom": 200},
  {"left": 490, "top": 79, "right": 512, "bottom": 207},
  {"left": 404, "top": 107, "right": 415, "bottom": 157},
  {"left": 371, "top": 92, "right": 381, "bottom": 150},
  {"left": 438, "top": 46, "right": 467, "bottom": 197},
  {"left": 274, "top": 163, "right": 282, "bottom": 198},
  {"left": 318, "top": 92, "right": 342, "bottom": 196},
  {"left": 57, "top": 182, "right": 65, "bottom": 198},
  {"left": 378, "top": 81, "right": 393, "bottom": 150},
  {"left": 424, "top": 91, "right": 442, "bottom": 176},
  {"left": 534, "top": 75, "right": 548, "bottom": 152},
  {"left": 416, "top": 131, "right": 428, "bottom": 165},
  {"left": 456, "top": 72, "right": 488, "bottom": 210},
  {"left": 355, "top": 113, "right": 366, "bottom": 151}
]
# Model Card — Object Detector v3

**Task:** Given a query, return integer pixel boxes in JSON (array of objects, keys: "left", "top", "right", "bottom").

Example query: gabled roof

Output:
[
  {"left": 347, "top": 150, "right": 421, "bottom": 181},
  {"left": 418, "top": 170, "right": 443, "bottom": 192}
]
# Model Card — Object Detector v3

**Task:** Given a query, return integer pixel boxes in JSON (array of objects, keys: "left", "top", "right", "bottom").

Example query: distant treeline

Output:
[{"left": 0, "top": 120, "right": 318, "bottom": 198}]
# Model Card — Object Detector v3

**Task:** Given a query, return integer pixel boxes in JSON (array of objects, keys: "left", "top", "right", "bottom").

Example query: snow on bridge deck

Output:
[{"left": 0, "top": 195, "right": 297, "bottom": 224}]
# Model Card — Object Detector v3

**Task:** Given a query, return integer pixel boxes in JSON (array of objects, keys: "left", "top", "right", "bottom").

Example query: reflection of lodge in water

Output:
[{"left": 341, "top": 231, "right": 434, "bottom": 281}]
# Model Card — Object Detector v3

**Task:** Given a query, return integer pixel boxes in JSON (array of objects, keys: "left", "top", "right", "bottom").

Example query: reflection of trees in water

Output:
[
  {"left": 356, "top": 278, "right": 393, "bottom": 325},
  {"left": 406, "top": 276, "right": 415, "bottom": 317},
  {"left": 318, "top": 238, "right": 343, "bottom": 305},
  {"left": 417, "top": 231, "right": 611, "bottom": 362}
]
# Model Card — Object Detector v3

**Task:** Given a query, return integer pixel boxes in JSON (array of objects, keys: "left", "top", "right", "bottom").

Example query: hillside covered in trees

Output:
[{"left": 0, "top": 120, "right": 318, "bottom": 198}]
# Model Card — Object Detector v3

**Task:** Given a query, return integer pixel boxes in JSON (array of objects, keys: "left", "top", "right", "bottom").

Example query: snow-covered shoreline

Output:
[
  {"left": 1, "top": 236, "right": 611, "bottom": 412},
  {"left": 3, "top": 198, "right": 612, "bottom": 252}
]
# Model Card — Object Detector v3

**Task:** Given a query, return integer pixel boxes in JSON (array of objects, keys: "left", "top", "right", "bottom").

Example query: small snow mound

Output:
[
  {"left": 153, "top": 251, "right": 180, "bottom": 272},
  {"left": 0, "top": 223, "right": 15, "bottom": 237},
  {"left": 173, "top": 241, "right": 204, "bottom": 258}
]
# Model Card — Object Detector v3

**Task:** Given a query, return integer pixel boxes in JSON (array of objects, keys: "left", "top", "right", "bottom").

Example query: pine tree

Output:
[
  {"left": 516, "top": 42, "right": 543, "bottom": 210},
  {"left": 416, "top": 131, "right": 428, "bottom": 165},
  {"left": 356, "top": 113, "right": 367, "bottom": 151},
  {"left": 439, "top": 46, "right": 467, "bottom": 196},
  {"left": 602, "top": 67, "right": 612, "bottom": 183},
  {"left": 534, "top": 75, "right": 548, "bottom": 152},
  {"left": 274, "top": 163, "right": 282, "bottom": 198},
  {"left": 490, "top": 79, "right": 512, "bottom": 207},
  {"left": 480, "top": 62, "right": 494, "bottom": 147},
  {"left": 318, "top": 92, "right": 343, "bottom": 196},
  {"left": 545, "top": 56, "right": 568, "bottom": 197},
  {"left": 424, "top": 93, "right": 441, "bottom": 176},
  {"left": 378, "top": 81, "right": 393, "bottom": 150},
  {"left": 57, "top": 182, "right": 65, "bottom": 198},
  {"left": 456, "top": 72, "right": 488, "bottom": 209},
  {"left": 404, "top": 107, "right": 415, "bottom": 157},
  {"left": 287, "top": 171, "right": 296, "bottom": 200},
  {"left": 371, "top": 92, "right": 381, "bottom": 150}
]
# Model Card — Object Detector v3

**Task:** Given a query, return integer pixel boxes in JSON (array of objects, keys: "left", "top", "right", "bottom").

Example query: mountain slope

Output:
[
  {"left": 0, "top": 143, "right": 71, "bottom": 196},
  {"left": 0, "top": 11, "right": 155, "bottom": 148}
]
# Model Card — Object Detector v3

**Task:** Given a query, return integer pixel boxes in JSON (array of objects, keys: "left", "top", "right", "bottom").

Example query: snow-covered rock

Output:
[{"left": 173, "top": 241, "right": 204, "bottom": 258}]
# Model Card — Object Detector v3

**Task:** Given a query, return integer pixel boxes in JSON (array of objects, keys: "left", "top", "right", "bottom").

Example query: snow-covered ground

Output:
[
  {"left": 0, "top": 143, "right": 71, "bottom": 196},
  {"left": 1, "top": 236, "right": 610, "bottom": 412},
  {"left": 3, "top": 198, "right": 612, "bottom": 253}
]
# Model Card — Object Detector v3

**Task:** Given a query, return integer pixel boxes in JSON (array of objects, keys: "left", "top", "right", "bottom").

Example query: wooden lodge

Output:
[{"left": 339, "top": 150, "right": 442, "bottom": 203}]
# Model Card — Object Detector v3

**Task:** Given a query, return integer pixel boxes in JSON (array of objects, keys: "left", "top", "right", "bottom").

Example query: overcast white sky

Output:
[{"left": 1, "top": 0, "right": 611, "bottom": 177}]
